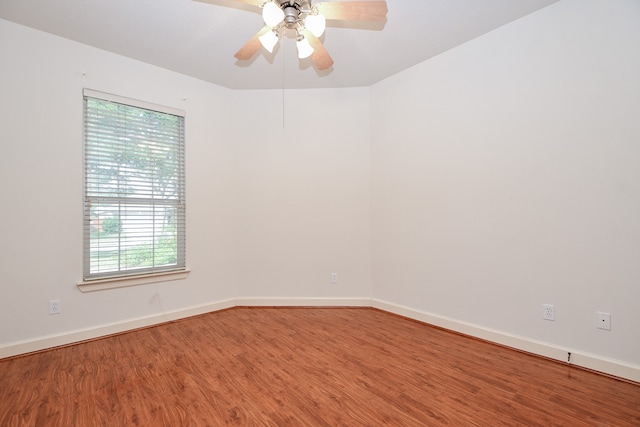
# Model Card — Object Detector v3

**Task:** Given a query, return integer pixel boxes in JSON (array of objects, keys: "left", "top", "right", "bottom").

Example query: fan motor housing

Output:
[{"left": 283, "top": 6, "right": 299, "bottom": 26}]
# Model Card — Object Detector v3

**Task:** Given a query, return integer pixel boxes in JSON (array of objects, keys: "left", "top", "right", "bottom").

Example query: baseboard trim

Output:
[
  {"left": 0, "top": 299, "right": 236, "bottom": 359},
  {"left": 371, "top": 298, "right": 640, "bottom": 384},
  {"left": 2, "top": 296, "right": 639, "bottom": 383},
  {"left": 235, "top": 297, "right": 372, "bottom": 307},
  {"left": 0, "top": 298, "right": 367, "bottom": 359}
]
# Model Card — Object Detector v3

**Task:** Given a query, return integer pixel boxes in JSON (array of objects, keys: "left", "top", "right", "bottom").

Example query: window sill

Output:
[{"left": 77, "top": 269, "right": 190, "bottom": 292}]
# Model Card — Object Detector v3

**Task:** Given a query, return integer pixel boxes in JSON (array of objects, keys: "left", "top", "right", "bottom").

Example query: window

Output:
[{"left": 83, "top": 89, "right": 185, "bottom": 281}]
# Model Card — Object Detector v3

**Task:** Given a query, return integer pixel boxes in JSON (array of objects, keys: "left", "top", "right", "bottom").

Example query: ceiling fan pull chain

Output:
[{"left": 282, "top": 33, "right": 286, "bottom": 129}]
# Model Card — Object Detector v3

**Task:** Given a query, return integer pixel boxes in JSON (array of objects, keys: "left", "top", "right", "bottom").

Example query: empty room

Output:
[{"left": 1, "top": 0, "right": 639, "bottom": 425}]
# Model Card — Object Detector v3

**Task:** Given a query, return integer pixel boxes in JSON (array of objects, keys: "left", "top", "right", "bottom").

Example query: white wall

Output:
[
  {"left": 371, "top": 0, "right": 640, "bottom": 368},
  {"left": 0, "top": 19, "right": 241, "bottom": 348},
  {"left": 232, "top": 88, "right": 372, "bottom": 300}
]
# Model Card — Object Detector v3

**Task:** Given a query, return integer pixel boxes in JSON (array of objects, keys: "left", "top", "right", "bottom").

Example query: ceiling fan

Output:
[{"left": 199, "top": 0, "right": 388, "bottom": 70}]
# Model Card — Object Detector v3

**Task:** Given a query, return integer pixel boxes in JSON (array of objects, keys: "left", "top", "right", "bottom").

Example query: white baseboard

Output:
[
  {"left": 372, "top": 298, "right": 640, "bottom": 384},
  {"left": 0, "top": 298, "right": 367, "bottom": 359},
  {"left": 0, "top": 299, "right": 236, "bottom": 359},
  {"left": 235, "top": 297, "right": 372, "bottom": 307},
  {"left": 2, "top": 296, "right": 638, "bottom": 383}
]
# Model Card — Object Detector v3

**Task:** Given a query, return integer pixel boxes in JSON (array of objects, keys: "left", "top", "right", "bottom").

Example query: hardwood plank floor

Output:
[{"left": 1, "top": 307, "right": 638, "bottom": 426}]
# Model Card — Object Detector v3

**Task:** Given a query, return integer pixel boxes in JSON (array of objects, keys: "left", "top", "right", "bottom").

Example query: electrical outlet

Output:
[
  {"left": 49, "top": 299, "right": 61, "bottom": 315},
  {"left": 596, "top": 312, "right": 611, "bottom": 330},
  {"left": 331, "top": 273, "right": 338, "bottom": 284},
  {"left": 543, "top": 304, "right": 555, "bottom": 321}
]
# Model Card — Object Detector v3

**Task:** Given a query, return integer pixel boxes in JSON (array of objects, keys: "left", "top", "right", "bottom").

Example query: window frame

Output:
[{"left": 80, "top": 89, "right": 187, "bottom": 288}]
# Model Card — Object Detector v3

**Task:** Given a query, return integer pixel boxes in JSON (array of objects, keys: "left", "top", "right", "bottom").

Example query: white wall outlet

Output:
[
  {"left": 331, "top": 273, "right": 338, "bottom": 284},
  {"left": 543, "top": 304, "right": 555, "bottom": 321},
  {"left": 596, "top": 311, "right": 611, "bottom": 330},
  {"left": 49, "top": 299, "right": 61, "bottom": 315}
]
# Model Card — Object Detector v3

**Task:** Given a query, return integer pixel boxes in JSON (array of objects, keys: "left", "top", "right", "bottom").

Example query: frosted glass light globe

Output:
[
  {"left": 305, "top": 14, "right": 326, "bottom": 37},
  {"left": 296, "top": 37, "right": 314, "bottom": 59},
  {"left": 259, "top": 30, "right": 279, "bottom": 53},
  {"left": 262, "top": 2, "right": 285, "bottom": 27}
]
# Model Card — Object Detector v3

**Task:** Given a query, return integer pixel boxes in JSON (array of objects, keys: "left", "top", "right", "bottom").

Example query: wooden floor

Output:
[{"left": 1, "top": 308, "right": 639, "bottom": 426}]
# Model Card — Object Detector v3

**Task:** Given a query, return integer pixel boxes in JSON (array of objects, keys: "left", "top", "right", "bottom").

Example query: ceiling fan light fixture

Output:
[
  {"left": 258, "top": 29, "right": 279, "bottom": 53},
  {"left": 296, "top": 36, "right": 314, "bottom": 59},
  {"left": 304, "top": 13, "right": 326, "bottom": 38},
  {"left": 262, "top": 1, "right": 285, "bottom": 27},
  {"left": 227, "top": 0, "right": 387, "bottom": 70}
]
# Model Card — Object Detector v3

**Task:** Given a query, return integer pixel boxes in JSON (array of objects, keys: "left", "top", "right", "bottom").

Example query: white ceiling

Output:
[{"left": 0, "top": 0, "right": 559, "bottom": 90}]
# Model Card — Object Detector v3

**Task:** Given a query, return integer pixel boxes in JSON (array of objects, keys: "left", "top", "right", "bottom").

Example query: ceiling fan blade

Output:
[
  {"left": 301, "top": 30, "right": 334, "bottom": 70},
  {"left": 234, "top": 25, "right": 272, "bottom": 60},
  {"left": 315, "top": 1, "right": 388, "bottom": 21}
]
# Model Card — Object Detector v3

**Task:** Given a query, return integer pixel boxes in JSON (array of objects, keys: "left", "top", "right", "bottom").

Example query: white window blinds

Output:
[{"left": 83, "top": 89, "right": 186, "bottom": 281}]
